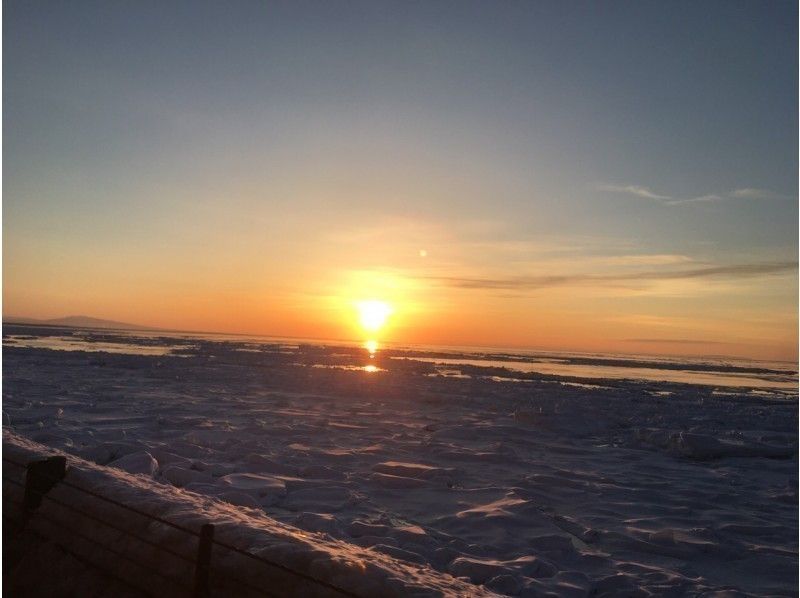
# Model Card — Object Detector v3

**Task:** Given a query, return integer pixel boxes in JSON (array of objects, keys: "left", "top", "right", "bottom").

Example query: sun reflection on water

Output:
[{"left": 363, "top": 340, "right": 379, "bottom": 371}]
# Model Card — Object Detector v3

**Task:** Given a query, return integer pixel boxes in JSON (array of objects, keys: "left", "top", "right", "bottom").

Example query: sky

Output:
[{"left": 3, "top": 1, "right": 798, "bottom": 360}]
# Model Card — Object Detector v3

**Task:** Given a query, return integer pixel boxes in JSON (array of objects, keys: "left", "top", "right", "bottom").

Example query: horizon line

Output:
[{"left": 3, "top": 315, "right": 795, "bottom": 365}]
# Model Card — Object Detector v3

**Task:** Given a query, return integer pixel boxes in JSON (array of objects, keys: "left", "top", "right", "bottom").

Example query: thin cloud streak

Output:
[
  {"left": 599, "top": 254, "right": 693, "bottom": 266},
  {"left": 596, "top": 184, "right": 672, "bottom": 201},
  {"left": 425, "top": 261, "right": 798, "bottom": 291},
  {"left": 598, "top": 184, "right": 789, "bottom": 205}
]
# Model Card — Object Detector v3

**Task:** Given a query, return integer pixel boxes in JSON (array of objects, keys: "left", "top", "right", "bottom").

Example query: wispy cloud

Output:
[
  {"left": 598, "top": 183, "right": 789, "bottom": 205},
  {"left": 425, "top": 261, "right": 797, "bottom": 291},
  {"left": 596, "top": 184, "right": 672, "bottom": 201},
  {"left": 598, "top": 254, "right": 693, "bottom": 266}
]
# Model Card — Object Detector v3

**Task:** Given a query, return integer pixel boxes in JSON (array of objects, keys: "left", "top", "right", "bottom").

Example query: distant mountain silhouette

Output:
[{"left": 3, "top": 315, "right": 156, "bottom": 331}]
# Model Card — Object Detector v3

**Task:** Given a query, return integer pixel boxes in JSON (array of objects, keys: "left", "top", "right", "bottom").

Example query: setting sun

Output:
[{"left": 356, "top": 300, "right": 393, "bottom": 332}]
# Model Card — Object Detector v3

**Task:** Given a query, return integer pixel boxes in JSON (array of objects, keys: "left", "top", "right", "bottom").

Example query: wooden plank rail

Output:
[
  {"left": 193, "top": 523, "right": 215, "bottom": 598},
  {"left": 4, "top": 452, "right": 366, "bottom": 597}
]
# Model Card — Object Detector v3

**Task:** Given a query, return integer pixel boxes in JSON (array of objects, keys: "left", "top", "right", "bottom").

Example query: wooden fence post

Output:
[
  {"left": 23, "top": 456, "right": 67, "bottom": 522},
  {"left": 193, "top": 523, "right": 215, "bottom": 598}
]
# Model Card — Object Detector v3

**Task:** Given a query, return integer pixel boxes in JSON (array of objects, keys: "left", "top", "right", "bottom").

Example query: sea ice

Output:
[{"left": 2, "top": 331, "right": 797, "bottom": 596}]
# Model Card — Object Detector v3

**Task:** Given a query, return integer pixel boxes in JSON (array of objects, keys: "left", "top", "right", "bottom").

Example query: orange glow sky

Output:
[
  {"left": 3, "top": 3, "right": 798, "bottom": 361},
  {"left": 6, "top": 213, "right": 796, "bottom": 361}
]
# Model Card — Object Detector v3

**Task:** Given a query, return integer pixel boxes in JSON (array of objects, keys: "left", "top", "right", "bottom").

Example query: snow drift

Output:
[{"left": 3, "top": 430, "right": 496, "bottom": 597}]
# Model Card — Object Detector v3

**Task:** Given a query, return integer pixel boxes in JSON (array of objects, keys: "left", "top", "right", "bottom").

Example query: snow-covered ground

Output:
[
  {"left": 4, "top": 430, "right": 493, "bottom": 597},
  {"left": 3, "top": 326, "right": 798, "bottom": 596}
]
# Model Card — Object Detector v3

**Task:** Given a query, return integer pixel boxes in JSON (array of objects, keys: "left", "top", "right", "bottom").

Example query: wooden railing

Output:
[{"left": 3, "top": 454, "right": 361, "bottom": 597}]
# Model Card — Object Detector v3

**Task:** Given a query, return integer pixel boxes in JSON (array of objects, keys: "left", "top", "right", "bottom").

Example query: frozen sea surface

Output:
[{"left": 2, "top": 325, "right": 798, "bottom": 596}]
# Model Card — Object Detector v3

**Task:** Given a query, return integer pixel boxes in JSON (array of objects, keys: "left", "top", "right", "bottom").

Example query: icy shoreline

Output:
[{"left": 2, "top": 335, "right": 798, "bottom": 596}]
